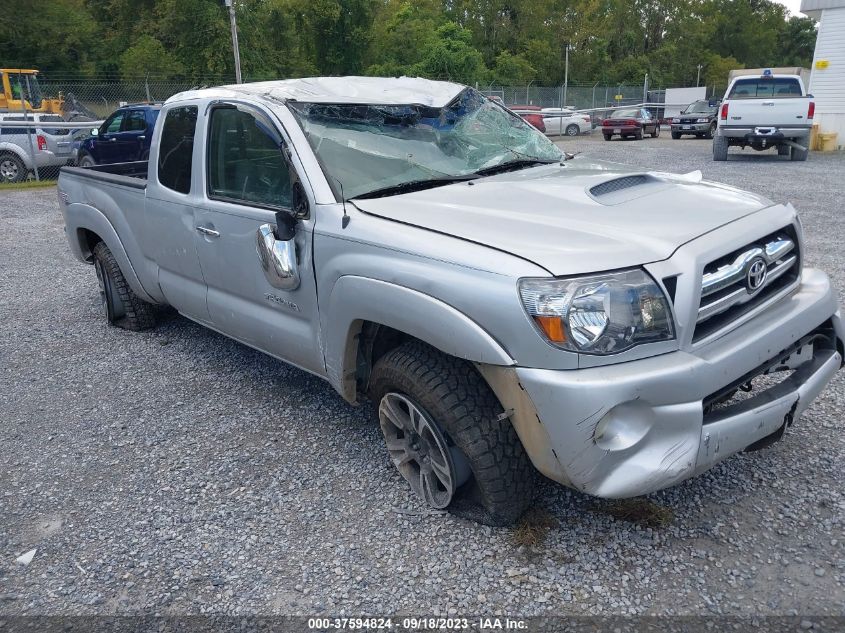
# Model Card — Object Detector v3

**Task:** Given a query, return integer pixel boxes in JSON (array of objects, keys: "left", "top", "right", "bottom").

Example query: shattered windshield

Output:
[{"left": 287, "top": 88, "right": 562, "bottom": 200}]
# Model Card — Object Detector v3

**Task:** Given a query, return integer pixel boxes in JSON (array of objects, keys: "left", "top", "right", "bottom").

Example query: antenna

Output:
[{"left": 335, "top": 178, "right": 350, "bottom": 229}]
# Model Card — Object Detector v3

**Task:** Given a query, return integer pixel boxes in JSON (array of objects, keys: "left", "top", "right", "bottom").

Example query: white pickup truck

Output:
[{"left": 714, "top": 71, "right": 814, "bottom": 161}]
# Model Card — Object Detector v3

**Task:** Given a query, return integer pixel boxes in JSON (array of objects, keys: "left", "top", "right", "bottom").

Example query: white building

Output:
[{"left": 801, "top": 0, "right": 845, "bottom": 148}]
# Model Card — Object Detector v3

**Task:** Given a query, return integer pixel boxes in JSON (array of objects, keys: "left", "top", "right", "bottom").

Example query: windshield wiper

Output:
[
  {"left": 352, "top": 175, "right": 477, "bottom": 200},
  {"left": 471, "top": 158, "right": 558, "bottom": 177}
]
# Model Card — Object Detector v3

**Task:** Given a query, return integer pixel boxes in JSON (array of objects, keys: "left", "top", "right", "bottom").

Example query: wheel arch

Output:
[
  {"left": 324, "top": 276, "right": 515, "bottom": 404},
  {"left": 65, "top": 203, "right": 158, "bottom": 304}
]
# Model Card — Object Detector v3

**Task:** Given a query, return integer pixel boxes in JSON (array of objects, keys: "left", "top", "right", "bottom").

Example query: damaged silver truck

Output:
[{"left": 57, "top": 78, "right": 843, "bottom": 525}]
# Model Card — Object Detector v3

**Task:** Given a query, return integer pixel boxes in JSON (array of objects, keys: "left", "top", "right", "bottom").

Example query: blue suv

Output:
[{"left": 77, "top": 104, "right": 161, "bottom": 167}]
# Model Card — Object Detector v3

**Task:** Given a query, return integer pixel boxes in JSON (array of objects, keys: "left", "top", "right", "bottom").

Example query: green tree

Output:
[
  {"left": 411, "top": 23, "right": 488, "bottom": 84},
  {"left": 491, "top": 51, "right": 535, "bottom": 85},
  {"left": 119, "top": 35, "right": 183, "bottom": 80}
]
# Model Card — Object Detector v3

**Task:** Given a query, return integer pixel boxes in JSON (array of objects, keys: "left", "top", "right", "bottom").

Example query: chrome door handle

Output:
[{"left": 196, "top": 226, "right": 220, "bottom": 237}]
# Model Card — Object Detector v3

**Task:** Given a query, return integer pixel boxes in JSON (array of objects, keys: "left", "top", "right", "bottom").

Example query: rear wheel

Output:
[
  {"left": 0, "top": 154, "right": 26, "bottom": 183},
  {"left": 565, "top": 124, "right": 579, "bottom": 137},
  {"left": 778, "top": 145, "right": 791, "bottom": 157},
  {"left": 92, "top": 242, "right": 156, "bottom": 330},
  {"left": 635, "top": 130, "right": 643, "bottom": 140},
  {"left": 705, "top": 122, "right": 717, "bottom": 140},
  {"left": 651, "top": 125, "right": 660, "bottom": 138},
  {"left": 369, "top": 342, "right": 535, "bottom": 526},
  {"left": 78, "top": 154, "right": 96, "bottom": 168},
  {"left": 713, "top": 134, "right": 729, "bottom": 161},
  {"left": 790, "top": 144, "right": 809, "bottom": 161},
  {"left": 603, "top": 133, "right": 612, "bottom": 141}
]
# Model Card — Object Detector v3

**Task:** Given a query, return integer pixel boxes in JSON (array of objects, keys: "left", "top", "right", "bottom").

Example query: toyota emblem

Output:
[{"left": 746, "top": 258, "right": 768, "bottom": 292}]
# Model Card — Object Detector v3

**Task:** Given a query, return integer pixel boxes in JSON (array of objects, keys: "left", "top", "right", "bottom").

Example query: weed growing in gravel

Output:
[
  {"left": 592, "top": 498, "right": 674, "bottom": 528},
  {"left": 511, "top": 507, "right": 559, "bottom": 547}
]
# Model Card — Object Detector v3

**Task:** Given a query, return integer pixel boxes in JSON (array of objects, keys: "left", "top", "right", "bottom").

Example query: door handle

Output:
[
  {"left": 138, "top": 135, "right": 145, "bottom": 140},
  {"left": 195, "top": 226, "right": 220, "bottom": 237}
]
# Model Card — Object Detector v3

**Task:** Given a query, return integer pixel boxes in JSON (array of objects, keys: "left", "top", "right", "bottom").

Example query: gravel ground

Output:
[{"left": 1, "top": 134, "right": 843, "bottom": 618}]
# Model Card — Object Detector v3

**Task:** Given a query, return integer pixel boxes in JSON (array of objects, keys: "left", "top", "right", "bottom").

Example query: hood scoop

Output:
[{"left": 588, "top": 173, "right": 672, "bottom": 205}]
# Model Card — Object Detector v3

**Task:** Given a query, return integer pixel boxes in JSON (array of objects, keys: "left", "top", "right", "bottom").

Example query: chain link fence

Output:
[{"left": 1, "top": 78, "right": 728, "bottom": 184}]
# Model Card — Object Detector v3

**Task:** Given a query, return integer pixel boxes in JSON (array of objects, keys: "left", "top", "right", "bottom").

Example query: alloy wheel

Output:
[
  {"left": 378, "top": 392, "right": 470, "bottom": 509},
  {"left": 0, "top": 159, "right": 19, "bottom": 182}
]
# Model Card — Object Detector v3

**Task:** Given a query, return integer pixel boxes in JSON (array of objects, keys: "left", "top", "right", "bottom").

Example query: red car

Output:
[
  {"left": 507, "top": 105, "right": 546, "bottom": 133},
  {"left": 601, "top": 108, "right": 660, "bottom": 140}
]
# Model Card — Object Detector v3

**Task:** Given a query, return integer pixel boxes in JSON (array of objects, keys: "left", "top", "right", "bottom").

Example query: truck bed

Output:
[{"left": 60, "top": 161, "right": 148, "bottom": 189}]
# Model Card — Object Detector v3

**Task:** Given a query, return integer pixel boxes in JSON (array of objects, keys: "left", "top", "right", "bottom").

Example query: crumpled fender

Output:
[{"left": 324, "top": 275, "right": 515, "bottom": 402}]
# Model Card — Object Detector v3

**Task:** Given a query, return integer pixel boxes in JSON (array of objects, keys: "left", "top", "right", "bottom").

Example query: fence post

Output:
[{"left": 20, "top": 99, "right": 40, "bottom": 182}]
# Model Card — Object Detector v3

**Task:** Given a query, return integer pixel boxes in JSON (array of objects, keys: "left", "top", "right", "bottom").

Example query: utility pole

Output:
[
  {"left": 563, "top": 44, "right": 570, "bottom": 108},
  {"left": 696, "top": 64, "right": 702, "bottom": 87},
  {"left": 224, "top": 0, "right": 242, "bottom": 83}
]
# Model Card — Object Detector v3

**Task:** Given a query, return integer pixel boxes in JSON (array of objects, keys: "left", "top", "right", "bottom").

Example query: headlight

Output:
[
  {"left": 672, "top": 118, "right": 680, "bottom": 123},
  {"left": 519, "top": 269, "right": 675, "bottom": 354},
  {"left": 696, "top": 118, "right": 710, "bottom": 123}
]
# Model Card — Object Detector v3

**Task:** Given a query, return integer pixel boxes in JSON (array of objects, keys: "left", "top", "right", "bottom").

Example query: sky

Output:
[{"left": 775, "top": 0, "right": 805, "bottom": 16}]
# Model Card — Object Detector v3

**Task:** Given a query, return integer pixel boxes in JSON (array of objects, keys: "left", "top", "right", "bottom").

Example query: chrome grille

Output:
[{"left": 693, "top": 226, "right": 800, "bottom": 342}]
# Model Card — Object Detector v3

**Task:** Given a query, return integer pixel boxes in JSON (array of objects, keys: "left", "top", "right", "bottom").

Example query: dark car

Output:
[
  {"left": 507, "top": 105, "right": 546, "bottom": 133},
  {"left": 670, "top": 100, "right": 719, "bottom": 139},
  {"left": 77, "top": 104, "right": 161, "bottom": 167},
  {"left": 601, "top": 108, "right": 660, "bottom": 140}
]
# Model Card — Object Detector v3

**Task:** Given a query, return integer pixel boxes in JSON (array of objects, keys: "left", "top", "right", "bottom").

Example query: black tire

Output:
[
  {"left": 92, "top": 241, "right": 156, "bottom": 331},
  {"left": 705, "top": 122, "right": 716, "bottom": 140},
  {"left": 78, "top": 154, "right": 96, "bottom": 169},
  {"left": 565, "top": 124, "right": 579, "bottom": 137},
  {"left": 635, "top": 130, "right": 643, "bottom": 140},
  {"left": 778, "top": 145, "right": 790, "bottom": 156},
  {"left": 713, "top": 134, "right": 729, "bottom": 161},
  {"left": 790, "top": 145, "right": 809, "bottom": 161},
  {"left": 671, "top": 131, "right": 681, "bottom": 140},
  {"left": 0, "top": 153, "right": 27, "bottom": 183},
  {"left": 369, "top": 342, "right": 535, "bottom": 526},
  {"left": 603, "top": 133, "right": 612, "bottom": 141},
  {"left": 651, "top": 125, "right": 660, "bottom": 138}
]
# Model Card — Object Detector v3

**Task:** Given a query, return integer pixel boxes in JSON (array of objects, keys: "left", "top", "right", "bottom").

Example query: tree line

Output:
[{"left": 1, "top": 0, "right": 817, "bottom": 87}]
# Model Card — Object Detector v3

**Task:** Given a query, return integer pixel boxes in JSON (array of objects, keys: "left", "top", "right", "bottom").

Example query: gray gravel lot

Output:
[{"left": 1, "top": 134, "right": 843, "bottom": 618}]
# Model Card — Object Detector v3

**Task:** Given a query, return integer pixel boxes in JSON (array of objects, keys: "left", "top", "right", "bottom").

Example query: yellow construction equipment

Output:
[{"left": 0, "top": 69, "right": 64, "bottom": 114}]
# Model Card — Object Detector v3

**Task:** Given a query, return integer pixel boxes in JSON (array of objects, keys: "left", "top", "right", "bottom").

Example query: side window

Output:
[
  {"left": 158, "top": 106, "right": 198, "bottom": 195},
  {"left": 207, "top": 106, "right": 291, "bottom": 208},
  {"left": 123, "top": 110, "right": 147, "bottom": 132},
  {"left": 1, "top": 115, "right": 27, "bottom": 135},
  {"left": 104, "top": 112, "right": 124, "bottom": 134}
]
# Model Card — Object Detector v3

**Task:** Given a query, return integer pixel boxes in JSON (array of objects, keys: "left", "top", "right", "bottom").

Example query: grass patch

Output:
[
  {"left": 0, "top": 179, "right": 57, "bottom": 191},
  {"left": 511, "top": 507, "right": 559, "bottom": 547},
  {"left": 592, "top": 498, "right": 674, "bottom": 528}
]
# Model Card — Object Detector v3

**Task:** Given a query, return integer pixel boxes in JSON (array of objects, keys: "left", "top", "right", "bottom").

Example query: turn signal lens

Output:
[{"left": 533, "top": 316, "right": 566, "bottom": 343}]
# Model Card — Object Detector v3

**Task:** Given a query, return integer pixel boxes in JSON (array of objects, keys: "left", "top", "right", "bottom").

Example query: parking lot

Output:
[{"left": 1, "top": 132, "right": 843, "bottom": 618}]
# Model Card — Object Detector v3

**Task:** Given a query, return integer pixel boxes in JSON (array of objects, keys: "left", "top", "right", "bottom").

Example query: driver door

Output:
[{"left": 193, "top": 103, "right": 323, "bottom": 375}]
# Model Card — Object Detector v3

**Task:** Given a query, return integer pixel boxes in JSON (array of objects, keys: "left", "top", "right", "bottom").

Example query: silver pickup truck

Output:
[{"left": 58, "top": 77, "right": 843, "bottom": 526}]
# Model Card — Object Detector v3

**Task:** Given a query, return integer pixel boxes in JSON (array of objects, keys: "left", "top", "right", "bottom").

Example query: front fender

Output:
[
  {"left": 63, "top": 202, "right": 159, "bottom": 304},
  {"left": 325, "top": 275, "right": 515, "bottom": 402}
]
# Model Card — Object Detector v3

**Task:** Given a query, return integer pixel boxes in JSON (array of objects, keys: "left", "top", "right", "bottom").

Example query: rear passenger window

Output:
[
  {"left": 207, "top": 107, "right": 291, "bottom": 208},
  {"left": 123, "top": 110, "right": 146, "bottom": 132},
  {"left": 158, "top": 106, "right": 198, "bottom": 194}
]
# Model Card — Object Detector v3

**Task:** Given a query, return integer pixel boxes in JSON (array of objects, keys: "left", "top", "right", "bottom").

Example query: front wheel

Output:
[
  {"left": 369, "top": 342, "right": 535, "bottom": 526},
  {"left": 92, "top": 242, "right": 157, "bottom": 330},
  {"left": 671, "top": 131, "right": 681, "bottom": 140}
]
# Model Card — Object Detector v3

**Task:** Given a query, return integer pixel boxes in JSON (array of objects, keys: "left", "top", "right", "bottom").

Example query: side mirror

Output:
[
  {"left": 91, "top": 128, "right": 99, "bottom": 136},
  {"left": 256, "top": 215, "right": 299, "bottom": 291}
]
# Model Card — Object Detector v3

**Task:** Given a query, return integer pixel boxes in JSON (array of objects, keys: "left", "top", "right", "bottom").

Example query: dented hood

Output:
[{"left": 353, "top": 158, "right": 774, "bottom": 275}]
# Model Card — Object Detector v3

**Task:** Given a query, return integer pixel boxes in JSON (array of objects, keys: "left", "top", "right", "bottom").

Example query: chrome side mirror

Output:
[{"left": 256, "top": 219, "right": 299, "bottom": 291}]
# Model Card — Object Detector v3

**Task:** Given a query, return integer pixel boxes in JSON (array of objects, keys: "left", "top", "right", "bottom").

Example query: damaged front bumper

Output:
[{"left": 479, "top": 268, "right": 843, "bottom": 498}]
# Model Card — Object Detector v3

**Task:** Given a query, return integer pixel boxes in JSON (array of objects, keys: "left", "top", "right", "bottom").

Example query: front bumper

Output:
[
  {"left": 671, "top": 123, "right": 710, "bottom": 133},
  {"left": 479, "top": 268, "right": 842, "bottom": 498}
]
